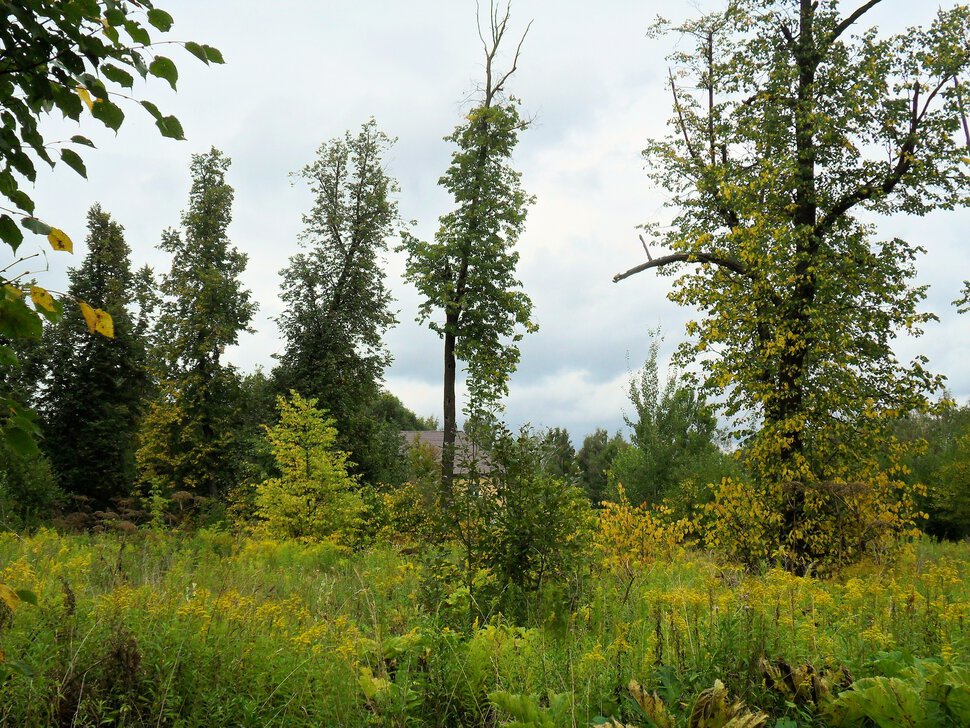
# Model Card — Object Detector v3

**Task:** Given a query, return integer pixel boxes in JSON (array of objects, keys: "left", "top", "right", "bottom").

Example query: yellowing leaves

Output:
[
  {"left": 29, "top": 286, "right": 56, "bottom": 313},
  {"left": 0, "top": 583, "right": 19, "bottom": 612},
  {"left": 76, "top": 86, "right": 95, "bottom": 112},
  {"left": 78, "top": 301, "right": 114, "bottom": 337},
  {"left": 48, "top": 228, "right": 73, "bottom": 253}
]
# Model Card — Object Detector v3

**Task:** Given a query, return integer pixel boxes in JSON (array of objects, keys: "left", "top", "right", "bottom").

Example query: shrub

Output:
[{"left": 253, "top": 392, "right": 363, "bottom": 543}]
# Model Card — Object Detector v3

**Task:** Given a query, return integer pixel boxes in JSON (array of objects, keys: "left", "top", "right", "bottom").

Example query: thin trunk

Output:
[{"left": 441, "top": 318, "right": 458, "bottom": 502}]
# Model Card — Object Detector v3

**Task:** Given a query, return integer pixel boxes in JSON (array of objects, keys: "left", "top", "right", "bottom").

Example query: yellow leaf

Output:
[
  {"left": 48, "top": 228, "right": 73, "bottom": 253},
  {"left": 79, "top": 301, "right": 114, "bottom": 337},
  {"left": 0, "top": 583, "right": 18, "bottom": 612},
  {"left": 76, "top": 86, "right": 94, "bottom": 112},
  {"left": 29, "top": 286, "right": 56, "bottom": 313},
  {"left": 4, "top": 284, "right": 23, "bottom": 300}
]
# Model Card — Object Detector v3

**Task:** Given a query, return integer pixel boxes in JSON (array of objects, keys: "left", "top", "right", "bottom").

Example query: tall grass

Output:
[{"left": 1, "top": 529, "right": 967, "bottom": 726}]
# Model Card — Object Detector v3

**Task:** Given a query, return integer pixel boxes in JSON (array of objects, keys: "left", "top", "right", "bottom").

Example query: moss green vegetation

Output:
[{"left": 1, "top": 529, "right": 967, "bottom": 726}]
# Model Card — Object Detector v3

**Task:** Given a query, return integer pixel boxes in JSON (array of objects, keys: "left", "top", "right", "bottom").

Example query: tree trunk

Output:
[{"left": 441, "top": 318, "right": 458, "bottom": 504}]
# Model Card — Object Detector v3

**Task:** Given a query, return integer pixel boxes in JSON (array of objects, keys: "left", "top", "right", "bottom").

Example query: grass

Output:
[{"left": 1, "top": 528, "right": 968, "bottom": 726}]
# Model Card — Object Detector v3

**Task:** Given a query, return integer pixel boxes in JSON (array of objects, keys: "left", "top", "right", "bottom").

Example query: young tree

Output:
[
  {"left": 613, "top": 3, "right": 968, "bottom": 529},
  {"left": 138, "top": 149, "right": 255, "bottom": 499},
  {"left": 254, "top": 392, "right": 362, "bottom": 544},
  {"left": 401, "top": 4, "right": 536, "bottom": 496},
  {"left": 274, "top": 120, "right": 399, "bottom": 483},
  {"left": 611, "top": 338, "right": 727, "bottom": 507},
  {"left": 38, "top": 206, "right": 153, "bottom": 507},
  {"left": 576, "top": 428, "right": 627, "bottom": 505}
]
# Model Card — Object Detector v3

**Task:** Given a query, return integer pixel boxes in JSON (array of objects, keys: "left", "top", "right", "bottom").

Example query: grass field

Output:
[{"left": 1, "top": 528, "right": 968, "bottom": 726}]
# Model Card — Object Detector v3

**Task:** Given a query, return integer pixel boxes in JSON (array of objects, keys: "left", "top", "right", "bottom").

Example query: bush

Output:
[
  {"left": 253, "top": 392, "right": 363, "bottom": 543},
  {"left": 0, "top": 443, "right": 63, "bottom": 530}
]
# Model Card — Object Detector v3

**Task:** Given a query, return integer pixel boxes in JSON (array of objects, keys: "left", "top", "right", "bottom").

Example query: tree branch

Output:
[
  {"left": 818, "top": 80, "right": 922, "bottom": 233},
  {"left": 613, "top": 251, "right": 748, "bottom": 283},
  {"left": 829, "top": 0, "right": 883, "bottom": 46}
]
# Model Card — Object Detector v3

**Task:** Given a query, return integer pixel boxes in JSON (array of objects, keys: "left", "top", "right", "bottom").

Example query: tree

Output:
[
  {"left": 0, "top": 2, "right": 222, "bottom": 433},
  {"left": 611, "top": 336, "right": 726, "bottom": 507},
  {"left": 401, "top": 3, "right": 536, "bottom": 497},
  {"left": 576, "top": 428, "right": 627, "bottom": 505},
  {"left": 540, "top": 427, "right": 577, "bottom": 479},
  {"left": 274, "top": 120, "right": 400, "bottom": 484},
  {"left": 254, "top": 392, "right": 362, "bottom": 544},
  {"left": 137, "top": 149, "right": 255, "bottom": 499},
  {"left": 37, "top": 205, "right": 153, "bottom": 507},
  {"left": 613, "top": 2, "right": 968, "bottom": 547}
]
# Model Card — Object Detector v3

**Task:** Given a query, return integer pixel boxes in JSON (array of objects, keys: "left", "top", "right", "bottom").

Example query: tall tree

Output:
[
  {"left": 401, "top": 3, "right": 536, "bottom": 497},
  {"left": 614, "top": 2, "right": 968, "bottom": 492},
  {"left": 274, "top": 120, "right": 399, "bottom": 483},
  {"left": 38, "top": 206, "right": 153, "bottom": 506},
  {"left": 138, "top": 149, "right": 255, "bottom": 499},
  {"left": 0, "top": 2, "right": 222, "bottom": 453}
]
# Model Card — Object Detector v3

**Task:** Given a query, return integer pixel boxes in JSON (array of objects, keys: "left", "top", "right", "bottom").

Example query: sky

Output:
[{"left": 23, "top": 0, "right": 970, "bottom": 443}]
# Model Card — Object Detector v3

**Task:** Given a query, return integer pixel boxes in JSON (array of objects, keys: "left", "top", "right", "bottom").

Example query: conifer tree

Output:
[
  {"left": 138, "top": 149, "right": 255, "bottom": 499},
  {"left": 38, "top": 205, "right": 152, "bottom": 507}
]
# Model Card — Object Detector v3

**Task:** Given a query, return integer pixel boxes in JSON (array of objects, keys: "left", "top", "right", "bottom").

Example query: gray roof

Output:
[{"left": 400, "top": 430, "right": 492, "bottom": 474}]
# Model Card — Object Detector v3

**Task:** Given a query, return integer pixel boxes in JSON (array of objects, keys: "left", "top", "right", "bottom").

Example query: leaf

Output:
[
  {"left": 149, "top": 56, "right": 178, "bottom": 90},
  {"left": 70, "top": 135, "right": 96, "bottom": 148},
  {"left": 147, "top": 8, "right": 174, "bottom": 32},
  {"left": 14, "top": 589, "right": 37, "bottom": 606},
  {"left": 101, "top": 63, "right": 134, "bottom": 89},
  {"left": 124, "top": 19, "right": 151, "bottom": 46},
  {"left": 184, "top": 41, "right": 208, "bottom": 64},
  {"left": 0, "top": 295, "right": 43, "bottom": 339},
  {"left": 202, "top": 45, "right": 225, "bottom": 64},
  {"left": 21, "top": 217, "right": 52, "bottom": 236},
  {"left": 92, "top": 99, "right": 125, "bottom": 131},
  {"left": 0, "top": 214, "right": 24, "bottom": 252},
  {"left": 156, "top": 115, "right": 185, "bottom": 140},
  {"left": 140, "top": 100, "right": 163, "bottom": 120},
  {"left": 0, "top": 583, "right": 18, "bottom": 611},
  {"left": 60, "top": 148, "right": 87, "bottom": 178},
  {"left": 78, "top": 301, "right": 114, "bottom": 337},
  {"left": 48, "top": 228, "right": 74, "bottom": 253},
  {"left": 76, "top": 86, "right": 95, "bottom": 111},
  {"left": 29, "top": 286, "right": 56, "bottom": 312}
]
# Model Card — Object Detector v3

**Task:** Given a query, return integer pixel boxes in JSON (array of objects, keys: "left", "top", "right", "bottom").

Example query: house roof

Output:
[{"left": 400, "top": 430, "right": 492, "bottom": 474}]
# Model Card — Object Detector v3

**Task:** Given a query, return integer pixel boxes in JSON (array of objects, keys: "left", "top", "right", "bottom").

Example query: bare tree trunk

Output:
[{"left": 441, "top": 319, "right": 458, "bottom": 503}]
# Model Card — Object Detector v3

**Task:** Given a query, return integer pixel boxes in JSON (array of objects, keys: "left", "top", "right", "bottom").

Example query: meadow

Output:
[{"left": 1, "top": 528, "right": 968, "bottom": 727}]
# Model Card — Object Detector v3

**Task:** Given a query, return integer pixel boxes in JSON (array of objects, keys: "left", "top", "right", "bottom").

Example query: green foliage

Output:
[
  {"left": 138, "top": 149, "right": 255, "bottom": 499},
  {"left": 615, "top": 0, "right": 970, "bottom": 568},
  {"left": 539, "top": 427, "right": 577, "bottom": 479},
  {"left": 36, "top": 206, "right": 153, "bottom": 507},
  {"left": 0, "top": 1, "right": 221, "bottom": 407},
  {"left": 577, "top": 428, "right": 627, "bottom": 505},
  {"left": 610, "top": 336, "right": 728, "bottom": 508},
  {"left": 0, "top": 440, "right": 62, "bottom": 530},
  {"left": 896, "top": 400, "right": 970, "bottom": 540},
  {"left": 275, "top": 120, "right": 400, "bottom": 486},
  {"left": 400, "top": 7, "right": 535, "bottom": 489},
  {"left": 828, "top": 658, "right": 970, "bottom": 727},
  {"left": 452, "top": 426, "right": 594, "bottom": 622},
  {"left": 0, "top": 529, "right": 968, "bottom": 726},
  {"left": 254, "top": 392, "right": 363, "bottom": 544}
]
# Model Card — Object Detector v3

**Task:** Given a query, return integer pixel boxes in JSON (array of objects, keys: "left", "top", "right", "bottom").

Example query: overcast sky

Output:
[{"left": 25, "top": 1, "right": 970, "bottom": 442}]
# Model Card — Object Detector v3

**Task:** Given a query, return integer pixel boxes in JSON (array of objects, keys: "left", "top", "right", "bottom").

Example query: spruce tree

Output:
[
  {"left": 39, "top": 205, "right": 152, "bottom": 507},
  {"left": 138, "top": 149, "right": 255, "bottom": 499}
]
